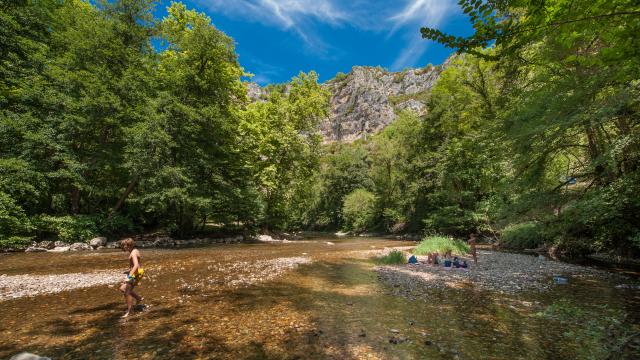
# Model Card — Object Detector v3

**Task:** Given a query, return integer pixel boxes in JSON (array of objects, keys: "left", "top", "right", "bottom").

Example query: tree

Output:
[{"left": 342, "top": 189, "right": 377, "bottom": 233}]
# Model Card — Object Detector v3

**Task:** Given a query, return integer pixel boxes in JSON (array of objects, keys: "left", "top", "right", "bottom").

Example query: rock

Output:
[
  {"left": 257, "top": 234, "right": 274, "bottom": 242},
  {"left": 106, "top": 241, "right": 120, "bottom": 249},
  {"left": 48, "top": 246, "right": 70, "bottom": 253},
  {"left": 335, "top": 231, "right": 349, "bottom": 237},
  {"left": 25, "top": 247, "right": 47, "bottom": 253},
  {"left": 37, "top": 241, "right": 55, "bottom": 249},
  {"left": 390, "top": 329, "right": 400, "bottom": 333},
  {"left": 319, "top": 64, "right": 445, "bottom": 142},
  {"left": 389, "top": 336, "right": 406, "bottom": 344},
  {"left": 10, "top": 352, "right": 51, "bottom": 360},
  {"left": 53, "top": 241, "right": 65, "bottom": 247},
  {"left": 9, "top": 353, "right": 48, "bottom": 360},
  {"left": 89, "top": 237, "right": 107, "bottom": 248},
  {"left": 326, "top": 242, "right": 335, "bottom": 246},
  {"left": 69, "top": 242, "right": 91, "bottom": 251}
]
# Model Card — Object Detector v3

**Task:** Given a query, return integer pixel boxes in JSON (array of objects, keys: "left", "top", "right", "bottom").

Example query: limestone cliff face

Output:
[
  {"left": 320, "top": 65, "right": 442, "bottom": 142},
  {"left": 245, "top": 63, "right": 443, "bottom": 142}
]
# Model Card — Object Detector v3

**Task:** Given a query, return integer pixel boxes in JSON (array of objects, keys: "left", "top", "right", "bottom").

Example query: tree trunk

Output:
[
  {"left": 70, "top": 186, "right": 81, "bottom": 214},
  {"left": 111, "top": 176, "right": 139, "bottom": 216}
]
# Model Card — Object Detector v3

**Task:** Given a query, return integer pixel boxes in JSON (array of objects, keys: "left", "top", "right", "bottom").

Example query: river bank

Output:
[{"left": 374, "top": 250, "right": 637, "bottom": 295}]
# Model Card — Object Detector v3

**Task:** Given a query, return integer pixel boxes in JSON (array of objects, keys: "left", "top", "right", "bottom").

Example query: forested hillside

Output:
[
  {"left": 307, "top": 0, "right": 640, "bottom": 256},
  {"left": 1, "top": 0, "right": 639, "bottom": 257},
  {"left": 0, "top": 0, "right": 328, "bottom": 247}
]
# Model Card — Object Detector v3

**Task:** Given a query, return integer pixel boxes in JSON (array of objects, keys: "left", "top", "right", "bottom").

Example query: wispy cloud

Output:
[
  {"left": 197, "top": 0, "right": 348, "bottom": 51},
  {"left": 389, "top": 0, "right": 454, "bottom": 70}
]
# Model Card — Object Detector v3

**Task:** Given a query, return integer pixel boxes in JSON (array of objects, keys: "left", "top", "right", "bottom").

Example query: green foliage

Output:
[
  {"left": 35, "top": 215, "right": 100, "bottom": 243},
  {"left": 332, "top": 71, "right": 348, "bottom": 82},
  {"left": 0, "top": 192, "right": 33, "bottom": 243},
  {"left": 240, "top": 71, "right": 330, "bottom": 230},
  {"left": 374, "top": 250, "right": 406, "bottom": 265},
  {"left": 342, "top": 189, "right": 377, "bottom": 232},
  {"left": 500, "top": 222, "right": 546, "bottom": 250},
  {"left": 414, "top": 236, "right": 470, "bottom": 256}
]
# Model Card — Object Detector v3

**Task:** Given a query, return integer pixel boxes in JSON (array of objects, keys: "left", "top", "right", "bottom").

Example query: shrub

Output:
[
  {"left": 342, "top": 188, "right": 377, "bottom": 232},
  {"left": 500, "top": 222, "right": 546, "bottom": 250},
  {"left": 35, "top": 215, "right": 100, "bottom": 243},
  {"left": 374, "top": 250, "right": 406, "bottom": 265},
  {"left": 0, "top": 192, "right": 33, "bottom": 247},
  {"left": 414, "top": 235, "right": 470, "bottom": 255},
  {"left": 333, "top": 71, "right": 348, "bottom": 82},
  {"left": 0, "top": 236, "right": 33, "bottom": 249}
]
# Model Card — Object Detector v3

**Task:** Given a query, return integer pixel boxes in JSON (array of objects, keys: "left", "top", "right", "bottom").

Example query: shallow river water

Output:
[{"left": 0, "top": 237, "right": 638, "bottom": 359}]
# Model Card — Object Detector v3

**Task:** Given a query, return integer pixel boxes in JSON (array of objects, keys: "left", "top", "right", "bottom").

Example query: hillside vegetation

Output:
[{"left": 1, "top": 0, "right": 639, "bottom": 257}]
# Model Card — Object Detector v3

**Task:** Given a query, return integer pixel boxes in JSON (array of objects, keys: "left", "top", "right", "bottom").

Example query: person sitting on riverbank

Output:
[
  {"left": 443, "top": 254, "right": 452, "bottom": 269},
  {"left": 119, "top": 238, "right": 145, "bottom": 318},
  {"left": 427, "top": 252, "right": 439, "bottom": 265}
]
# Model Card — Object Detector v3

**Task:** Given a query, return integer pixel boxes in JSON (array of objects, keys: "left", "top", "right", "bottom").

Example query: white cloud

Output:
[
  {"left": 198, "top": 0, "right": 348, "bottom": 50},
  {"left": 389, "top": 0, "right": 455, "bottom": 70},
  {"left": 199, "top": 0, "right": 349, "bottom": 29},
  {"left": 197, "top": 0, "right": 458, "bottom": 80}
]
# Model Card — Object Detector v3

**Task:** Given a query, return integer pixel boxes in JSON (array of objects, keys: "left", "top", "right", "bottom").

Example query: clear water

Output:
[{"left": 0, "top": 237, "right": 638, "bottom": 359}]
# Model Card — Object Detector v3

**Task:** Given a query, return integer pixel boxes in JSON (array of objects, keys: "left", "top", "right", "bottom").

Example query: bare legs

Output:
[{"left": 119, "top": 282, "right": 143, "bottom": 318}]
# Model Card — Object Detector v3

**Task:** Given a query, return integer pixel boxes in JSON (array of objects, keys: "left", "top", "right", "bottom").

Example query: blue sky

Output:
[{"left": 155, "top": 1, "right": 473, "bottom": 85}]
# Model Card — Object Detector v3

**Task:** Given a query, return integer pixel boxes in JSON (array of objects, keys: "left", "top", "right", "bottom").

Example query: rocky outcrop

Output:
[
  {"left": 244, "top": 62, "right": 444, "bottom": 142},
  {"left": 321, "top": 65, "right": 442, "bottom": 142}
]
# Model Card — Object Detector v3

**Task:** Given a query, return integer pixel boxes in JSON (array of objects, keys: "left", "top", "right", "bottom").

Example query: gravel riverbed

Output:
[
  {"left": 375, "top": 250, "right": 632, "bottom": 294},
  {"left": 0, "top": 256, "right": 313, "bottom": 301}
]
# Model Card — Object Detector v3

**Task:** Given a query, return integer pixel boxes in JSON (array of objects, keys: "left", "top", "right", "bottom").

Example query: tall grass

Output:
[
  {"left": 374, "top": 250, "right": 406, "bottom": 265},
  {"left": 413, "top": 235, "right": 469, "bottom": 255}
]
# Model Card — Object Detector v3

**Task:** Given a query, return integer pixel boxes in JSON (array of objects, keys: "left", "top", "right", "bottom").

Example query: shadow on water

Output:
[{"left": 1, "top": 238, "right": 638, "bottom": 359}]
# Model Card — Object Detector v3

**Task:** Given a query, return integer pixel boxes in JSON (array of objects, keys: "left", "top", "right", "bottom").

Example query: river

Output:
[{"left": 0, "top": 236, "right": 638, "bottom": 359}]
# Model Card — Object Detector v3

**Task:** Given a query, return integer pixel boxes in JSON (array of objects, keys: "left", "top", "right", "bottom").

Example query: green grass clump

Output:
[
  {"left": 374, "top": 250, "right": 406, "bottom": 265},
  {"left": 413, "top": 235, "right": 469, "bottom": 255}
]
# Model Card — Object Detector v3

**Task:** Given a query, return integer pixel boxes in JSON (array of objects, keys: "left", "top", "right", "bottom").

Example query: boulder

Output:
[
  {"left": 257, "top": 234, "right": 274, "bottom": 242},
  {"left": 153, "top": 236, "right": 174, "bottom": 247},
  {"left": 10, "top": 352, "right": 51, "bottom": 360},
  {"left": 37, "top": 241, "right": 55, "bottom": 250},
  {"left": 48, "top": 246, "right": 70, "bottom": 253},
  {"left": 89, "top": 237, "right": 107, "bottom": 248},
  {"left": 69, "top": 242, "right": 91, "bottom": 251},
  {"left": 25, "top": 247, "right": 48, "bottom": 253},
  {"left": 106, "top": 241, "right": 120, "bottom": 249},
  {"left": 53, "top": 241, "right": 66, "bottom": 247}
]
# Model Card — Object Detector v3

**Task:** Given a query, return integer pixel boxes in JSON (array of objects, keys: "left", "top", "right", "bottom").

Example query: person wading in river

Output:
[{"left": 119, "top": 238, "right": 144, "bottom": 318}]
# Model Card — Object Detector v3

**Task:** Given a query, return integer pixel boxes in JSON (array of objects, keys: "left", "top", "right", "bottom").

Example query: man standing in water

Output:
[
  {"left": 468, "top": 233, "right": 478, "bottom": 265},
  {"left": 119, "top": 238, "right": 144, "bottom": 318}
]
